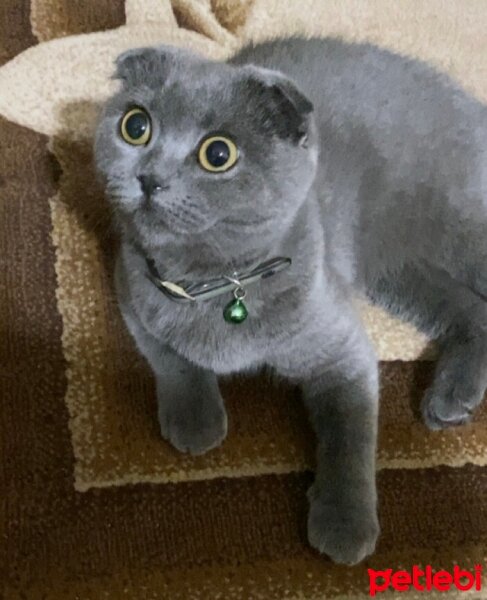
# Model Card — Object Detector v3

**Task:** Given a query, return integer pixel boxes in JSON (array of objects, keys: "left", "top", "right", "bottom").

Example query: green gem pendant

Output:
[{"left": 223, "top": 298, "right": 248, "bottom": 324}]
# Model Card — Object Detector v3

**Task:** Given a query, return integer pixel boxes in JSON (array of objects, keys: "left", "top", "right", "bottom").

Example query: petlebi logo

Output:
[{"left": 368, "top": 565, "right": 482, "bottom": 596}]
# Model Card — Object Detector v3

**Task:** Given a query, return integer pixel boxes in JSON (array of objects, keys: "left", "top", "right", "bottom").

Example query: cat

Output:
[{"left": 94, "top": 37, "right": 487, "bottom": 565}]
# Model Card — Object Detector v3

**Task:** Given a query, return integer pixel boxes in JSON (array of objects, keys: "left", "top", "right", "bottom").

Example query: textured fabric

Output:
[{"left": 1, "top": 1, "right": 487, "bottom": 598}]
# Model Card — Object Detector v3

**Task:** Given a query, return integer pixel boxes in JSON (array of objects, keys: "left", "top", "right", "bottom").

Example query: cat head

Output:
[{"left": 94, "top": 45, "right": 318, "bottom": 252}]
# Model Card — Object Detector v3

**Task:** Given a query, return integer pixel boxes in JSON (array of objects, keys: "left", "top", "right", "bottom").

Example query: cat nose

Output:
[{"left": 137, "top": 174, "right": 169, "bottom": 197}]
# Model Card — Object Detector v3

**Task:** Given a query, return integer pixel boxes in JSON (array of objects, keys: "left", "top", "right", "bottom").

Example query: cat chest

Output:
[
  {"left": 129, "top": 260, "right": 307, "bottom": 374},
  {"left": 142, "top": 293, "right": 272, "bottom": 374}
]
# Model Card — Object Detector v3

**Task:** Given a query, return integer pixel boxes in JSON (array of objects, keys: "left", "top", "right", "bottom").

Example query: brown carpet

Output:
[{"left": 2, "top": 1, "right": 487, "bottom": 598}]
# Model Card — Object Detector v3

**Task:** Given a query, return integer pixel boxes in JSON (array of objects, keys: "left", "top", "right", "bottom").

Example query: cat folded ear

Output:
[
  {"left": 242, "top": 65, "right": 314, "bottom": 144},
  {"left": 114, "top": 46, "right": 180, "bottom": 88}
]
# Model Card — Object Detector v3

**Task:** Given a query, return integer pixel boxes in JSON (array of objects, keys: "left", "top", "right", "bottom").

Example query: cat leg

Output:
[
  {"left": 122, "top": 309, "right": 227, "bottom": 454},
  {"left": 270, "top": 303, "right": 379, "bottom": 564},
  {"left": 422, "top": 296, "right": 487, "bottom": 430},
  {"left": 371, "top": 264, "right": 487, "bottom": 430}
]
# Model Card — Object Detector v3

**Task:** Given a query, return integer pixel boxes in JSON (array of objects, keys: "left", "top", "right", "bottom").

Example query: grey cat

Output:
[{"left": 94, "top": 37, "right": 487, "bottom": 565}]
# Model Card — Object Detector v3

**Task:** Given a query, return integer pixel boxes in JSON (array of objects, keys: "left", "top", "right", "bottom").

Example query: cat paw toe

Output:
[
  {"left": 159, "top": 404, "right": 227, "bottom": 455},
  {"left": 307, "top": 495, "right": 379, "bottom": 565},
  {"left": 421, "top": 387, "right": 476, "bottom": 431}
]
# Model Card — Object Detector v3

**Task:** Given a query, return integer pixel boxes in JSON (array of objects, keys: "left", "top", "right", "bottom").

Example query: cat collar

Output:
[{"left": 146, "top": 256, "right": 292, "bottom": 324}]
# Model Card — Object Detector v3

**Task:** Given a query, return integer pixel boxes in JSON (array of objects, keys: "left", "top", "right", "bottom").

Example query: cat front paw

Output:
[
  {"left": 158, "top": 399, "right": 228, "bottom": 455},
  {"left": 307, "top": 486, "right": 379, "bottom": 565},
  {"left": 421, "top": 382, "right": 479, "bottom": 431}
]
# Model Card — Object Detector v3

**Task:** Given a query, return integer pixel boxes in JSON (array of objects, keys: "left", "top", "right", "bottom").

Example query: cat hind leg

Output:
[{"left": 370, "top": 264, "right": 487, "bottom": 429}]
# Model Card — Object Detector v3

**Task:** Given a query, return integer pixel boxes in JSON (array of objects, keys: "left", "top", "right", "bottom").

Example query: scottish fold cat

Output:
[{"left": 94, "top": 37, "right": 487, "bottom": 564}]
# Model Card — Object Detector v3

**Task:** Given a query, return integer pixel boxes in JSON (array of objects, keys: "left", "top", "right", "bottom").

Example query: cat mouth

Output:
[
  {"left": 222, "top": 215, "right": 274, "bottom": 229},
  {"left": 135, "top": 204, "right": 214, "bottom": 236}
]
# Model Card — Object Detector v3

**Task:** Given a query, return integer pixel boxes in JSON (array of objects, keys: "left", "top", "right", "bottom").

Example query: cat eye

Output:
[
  {"left": 120, "top": 107, "right": 151, "bottom": 145},
  {"left": 198, "top": 135, "right": 238, "bottom": 172}
]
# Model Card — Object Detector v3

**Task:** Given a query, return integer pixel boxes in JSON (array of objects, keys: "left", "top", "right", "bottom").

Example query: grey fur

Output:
[{"left": 94, "top": 37, "right": 487, "bottom": 565}]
